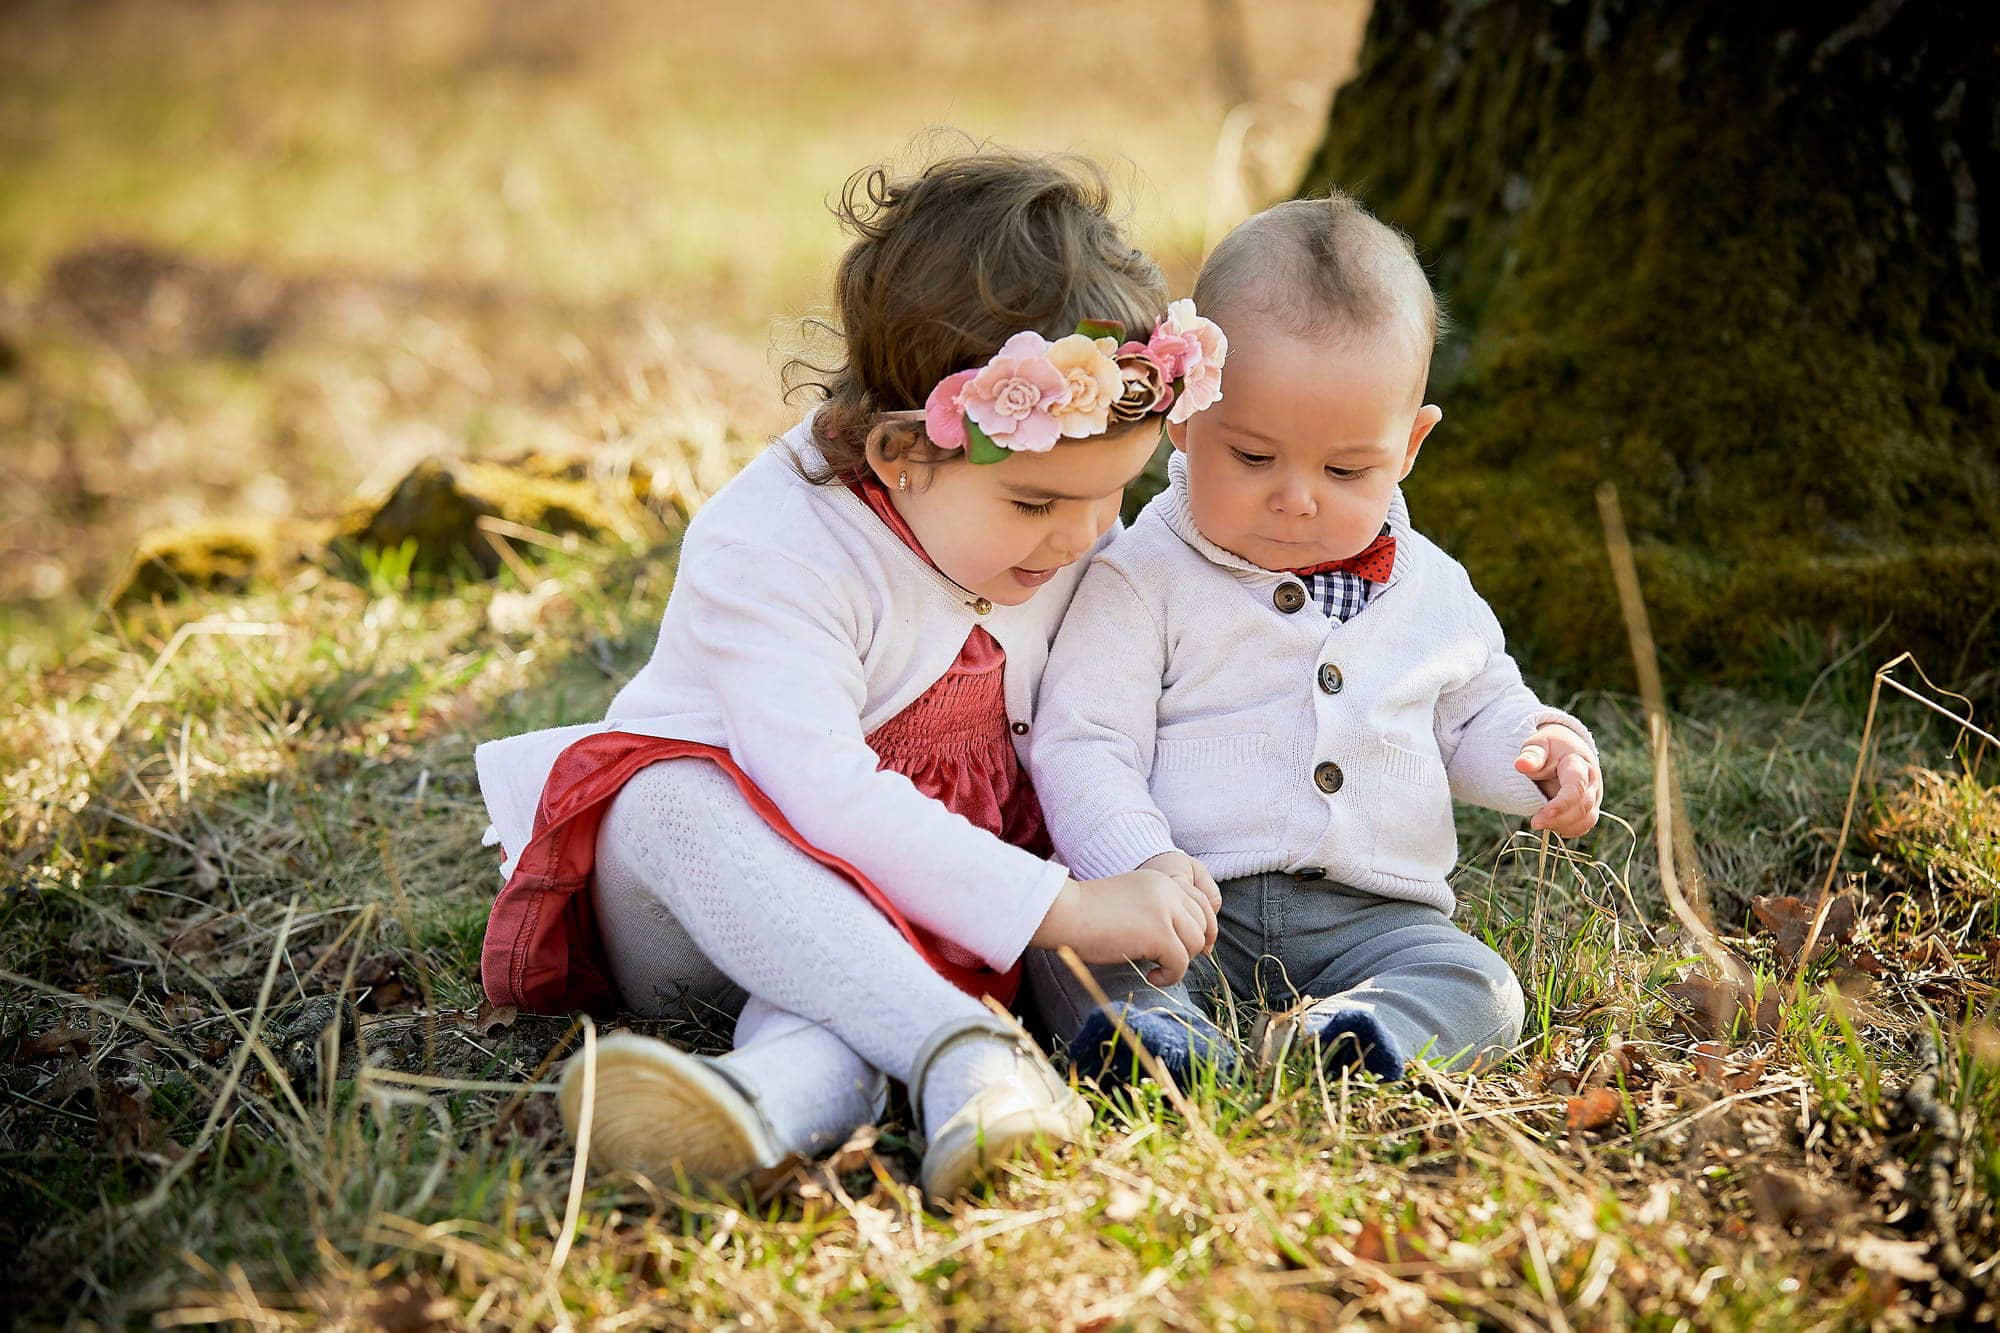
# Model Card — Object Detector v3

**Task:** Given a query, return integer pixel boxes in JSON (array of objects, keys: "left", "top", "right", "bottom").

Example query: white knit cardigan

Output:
[
  {"left": 1028, "top": 451, "right": 1595, "bottom": 915},
  {"left": 475, "top": 418, "right": 1099, "bottom": 971}
]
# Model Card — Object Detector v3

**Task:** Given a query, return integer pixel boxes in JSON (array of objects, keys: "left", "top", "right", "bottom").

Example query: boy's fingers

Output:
[
  {"left": 1179, "top": 883, "right": 1217, "bottom": 953},
  {"left": 1514, "top": 744, "right": 1550, "bottom": 776},
  {"left": 1147, "top": 935, "right": 1191, "bottom": 987},
  {"left": 1193, "top": 861, "right": 1222, "bottom": 910},
  {"left": 1173, "top": 900, "right": 1207, "bottom": 960}
]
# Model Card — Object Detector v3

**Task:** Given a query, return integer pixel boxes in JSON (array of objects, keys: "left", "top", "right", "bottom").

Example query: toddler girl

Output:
[{"left": 473, "top": 151, "right": 1229, "bottom": 1199}]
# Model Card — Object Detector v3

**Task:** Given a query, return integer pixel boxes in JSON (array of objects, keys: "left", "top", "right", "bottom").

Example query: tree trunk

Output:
[{"left": 1298, "top": 0, "right": 1999, "bottom": 698}]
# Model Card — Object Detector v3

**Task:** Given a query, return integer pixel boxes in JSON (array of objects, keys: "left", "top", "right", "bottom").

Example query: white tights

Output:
[{"left": 591, "top": 759, "right": 1023, "bottom": 1150}]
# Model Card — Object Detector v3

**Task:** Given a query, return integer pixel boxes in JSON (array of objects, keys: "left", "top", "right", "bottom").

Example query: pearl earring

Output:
[{"left": 897, "top": 471, "right": 909, "bottom": 492}]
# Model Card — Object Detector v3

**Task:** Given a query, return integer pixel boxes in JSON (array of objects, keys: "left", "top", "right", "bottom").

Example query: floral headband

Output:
[{"left": 881, "top": 299, "right": 1227, "bottom": 463}]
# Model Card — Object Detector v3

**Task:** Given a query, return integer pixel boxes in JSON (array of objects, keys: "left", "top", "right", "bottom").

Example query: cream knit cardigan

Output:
[
  {"left": 1029, "top": 451, "right": 1595, "bottom": 914},
  {"left": 475, "top": 419, "right": 1098, "bottom": 972}
]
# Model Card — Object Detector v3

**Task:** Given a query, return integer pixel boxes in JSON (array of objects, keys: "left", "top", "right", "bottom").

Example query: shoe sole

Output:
[
  {"left": 919, "top": 1095, "right": 1091, "bottom": 1202},
  {"left": 556, "top": 1032, "right": 777, "bottom": 1185}
]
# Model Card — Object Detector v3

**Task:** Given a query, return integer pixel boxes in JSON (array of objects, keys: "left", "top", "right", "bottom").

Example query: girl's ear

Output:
[
  {"left": 1166, "top": 417, "right": 1190, "bottom": 453},
  {"left": 864, "top": 426, "right": 917, "bottom": 490}
]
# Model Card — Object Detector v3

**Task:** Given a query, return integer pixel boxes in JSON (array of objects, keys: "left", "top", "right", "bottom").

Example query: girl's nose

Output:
[{"left": 1051, "top": 507, "right": 1099, "bottom": 561}]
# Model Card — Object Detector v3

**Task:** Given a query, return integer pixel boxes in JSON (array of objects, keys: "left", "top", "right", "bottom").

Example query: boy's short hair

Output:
[{"left": 1193, "top": 192, "right": 1445, "bottom": 381}]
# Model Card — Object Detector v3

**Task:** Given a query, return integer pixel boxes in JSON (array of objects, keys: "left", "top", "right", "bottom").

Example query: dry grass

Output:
[{"left": 3, "top": 457, "right": 1997, "bottom": 1325}]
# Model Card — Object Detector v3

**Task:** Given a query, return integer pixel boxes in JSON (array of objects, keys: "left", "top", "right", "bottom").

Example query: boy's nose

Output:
[{"left": 1270, "top": 482, "right": 1316, "bottom": 517}]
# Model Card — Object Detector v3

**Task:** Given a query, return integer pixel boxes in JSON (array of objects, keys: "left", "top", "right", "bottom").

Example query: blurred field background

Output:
[{"left": 1, "top": 0, "right": 1363, "bottom": 652}]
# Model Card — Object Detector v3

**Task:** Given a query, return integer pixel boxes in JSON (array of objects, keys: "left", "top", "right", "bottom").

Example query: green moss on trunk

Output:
[{"left": 1292, "top": 0, "right": 1999, "bottom": 697}]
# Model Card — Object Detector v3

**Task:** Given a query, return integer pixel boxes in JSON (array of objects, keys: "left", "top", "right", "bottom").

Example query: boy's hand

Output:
[
  {"left": 1515, "top": 722, "right": 1602, "bottom": 838},
  {"left": 1032, "top": 864, "right": 1218, "bottom": 987}
]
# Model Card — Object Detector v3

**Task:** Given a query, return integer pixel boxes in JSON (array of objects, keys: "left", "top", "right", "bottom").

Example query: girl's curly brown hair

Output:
[{"left": 785, "top": 149, "right": 1168, "bottom": 484}]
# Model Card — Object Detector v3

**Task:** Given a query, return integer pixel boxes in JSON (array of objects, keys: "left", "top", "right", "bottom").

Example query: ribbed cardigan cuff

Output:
[{"left": 1060, "top": 810, "right": 1180, "bottom": 881}]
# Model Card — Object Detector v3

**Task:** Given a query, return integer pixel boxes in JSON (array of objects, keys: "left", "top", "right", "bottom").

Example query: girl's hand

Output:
[
  {"left": 1032, "top": 867, "right": 1217, "bottom": 987},
  {"left": 1515, "top": 722, "right": 1603, "bottom": 838}
]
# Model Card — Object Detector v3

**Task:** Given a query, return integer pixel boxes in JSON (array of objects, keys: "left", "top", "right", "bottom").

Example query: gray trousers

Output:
[{"left": 1027, "top": 872, "right": 1526, "bottom": 1072}]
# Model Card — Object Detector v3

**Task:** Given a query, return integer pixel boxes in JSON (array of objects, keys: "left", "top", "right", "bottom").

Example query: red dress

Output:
[{"left": 479, "top": 476, "right": 1049, "bottom": 1013}]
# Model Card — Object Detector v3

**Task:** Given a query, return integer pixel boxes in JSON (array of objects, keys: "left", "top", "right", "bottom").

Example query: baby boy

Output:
[{"left": 1027, "top": 192, "right": 1603, "bottom": 1084}]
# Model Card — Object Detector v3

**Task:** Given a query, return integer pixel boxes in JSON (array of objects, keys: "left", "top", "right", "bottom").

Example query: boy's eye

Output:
[
  {"left": 1327, "top": 466, "right": 1367, "bottom": 480},
  {"left": 1229, "top": 447, "right": 1272, "bottom": 466},
  {"left": 1011, "top": 499, "right": 1055, "bottom": 516}
]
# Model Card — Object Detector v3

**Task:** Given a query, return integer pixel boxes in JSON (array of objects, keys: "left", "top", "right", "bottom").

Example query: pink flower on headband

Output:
[
  {"left": 961, "top": 331, "right": 1069, "bottom": 452},
  {"left": 1154, "top": 299, "right": 1228, "bottom": 423},
  {"left": 923, "top": 369, "right": 978, "bottom": 450}
]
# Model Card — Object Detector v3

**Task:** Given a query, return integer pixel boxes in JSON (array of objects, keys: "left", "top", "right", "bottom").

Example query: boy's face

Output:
[{"left": 1168, "top": 325, "right": 1441, "bottom": 571}]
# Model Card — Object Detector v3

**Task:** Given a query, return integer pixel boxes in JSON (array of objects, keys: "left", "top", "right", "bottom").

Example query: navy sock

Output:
[
  {"left": 1066, "top": 1001, "right": 1237, "bottom": 1091},
  {"left": 1299, "top": 1007, "right": 1406, "bottom": 1081}
]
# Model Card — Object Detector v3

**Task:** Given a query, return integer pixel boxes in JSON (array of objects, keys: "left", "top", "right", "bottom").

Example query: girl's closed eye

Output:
[
  {"left": 1010, "top": 498, "right": 1055, "bottom": 516},
  {"left": 1228, "top": 447, "right": 1272, "bottom": 467}
]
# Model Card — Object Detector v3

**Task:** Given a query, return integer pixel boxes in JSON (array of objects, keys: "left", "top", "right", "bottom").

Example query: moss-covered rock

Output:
[
  {"left": 331, "top": 456, "right": 626, "bottom": 578},
  {"left": 111, "top": 520, "right": 289, "bottom": 604},
  {"left": 1279, "top": 1, "right": 2000, "bottom": 699}
]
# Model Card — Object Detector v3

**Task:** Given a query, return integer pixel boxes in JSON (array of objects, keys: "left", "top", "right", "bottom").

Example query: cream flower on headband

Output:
[{"left": 1045, "top": 334, "right": 1124, "bottom": 439}]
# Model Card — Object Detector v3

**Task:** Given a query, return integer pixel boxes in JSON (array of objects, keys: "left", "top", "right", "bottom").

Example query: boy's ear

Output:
[
  {"left": 1400, "top": 405, "right": 1442, "bottom": 481},
  {"left": 1166, "top": 417, "right": 1189, "bottom": 453}
]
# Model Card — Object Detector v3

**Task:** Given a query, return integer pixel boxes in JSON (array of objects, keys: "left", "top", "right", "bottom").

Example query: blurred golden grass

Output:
[
  {"left": 0, "top": 0, "right": 1365, "bottom": 633},
  {"left": 0, "top": 0, "right": 1368, "bottom": 326}
]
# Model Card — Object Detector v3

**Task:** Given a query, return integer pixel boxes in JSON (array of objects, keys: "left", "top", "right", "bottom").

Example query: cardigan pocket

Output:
[
  {"left": 1150, "top": 732, "right": 1279, "bottom": 856},
  {"left": 1374, "top": 738, "right": 1456, "bottom": 883}
]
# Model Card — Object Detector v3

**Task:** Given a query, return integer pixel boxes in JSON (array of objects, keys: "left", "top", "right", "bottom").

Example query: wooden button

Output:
[
  {"left": 1010, "top": 721, "right": 1029, "bottom": 736},
  {"left": 1317, "top": 663, "right": 1344, "bottom": 694},
  {"left": 972, "top": 597, "right": 993, "bottom": 615},
  {"left": 1313, "top": 761, "right": 1344, "bottom": 794},
  {"left": 1273, "top": 582, "right": 1306, "bottom": 613},
  {"left": 1296, "top": 867, "right": 1327, "bottom": 881}
]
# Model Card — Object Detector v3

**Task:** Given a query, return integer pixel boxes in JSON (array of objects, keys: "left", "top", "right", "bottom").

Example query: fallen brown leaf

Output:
[
  {"left": 45, "top": 1057, "right": 99, "bottom": 1105},
  {"left": 1691, "top": 1040, "right": 1731, "bottom": 1084},
  {"left": 473, "top": 999, "right": 517, "bottom": 1034},
  {"left": 96, "top": 1079, "right": 184, "bottom": 1165},
  {"left": 1609, "top": 1040, "right": 1656, "bottom": 1086},
  {"left": 1565, "top": 1086, "right": 1623, "bottom": 1131},
  {"left": 1751, "top": 893, "right": 1857, "bottom": 966},
  {"left": 1689, "top": 1041, "right": 1766, "bottom": 1091},
  {"left": 1665, "top": 973, "right": 1782, "bottom": 1039},
  {"left": 16, "top": 1024, "right": 92, "bottom": 1063},
  {"left": 1351, "top": 1216, "right": 1393, "bottom": 1263}
]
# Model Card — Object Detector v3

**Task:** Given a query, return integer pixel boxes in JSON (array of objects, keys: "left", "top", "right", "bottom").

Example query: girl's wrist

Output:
[{"left": 1030, "top": 878, "right": 1084, "bottom": 949}]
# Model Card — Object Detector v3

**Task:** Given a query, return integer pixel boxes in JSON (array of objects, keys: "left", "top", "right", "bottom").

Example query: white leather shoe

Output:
[
  {"left": 910, "top": 1017, "right": 1090, "bottom": 1202},
  {"left": 556, "top": 1031, "right": 784, "bottom": 1186}
]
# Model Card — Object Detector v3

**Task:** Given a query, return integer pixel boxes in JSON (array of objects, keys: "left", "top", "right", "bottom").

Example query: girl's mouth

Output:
[{"left": 1010, "top": 565, "right": 1060, "bottom": 589}]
